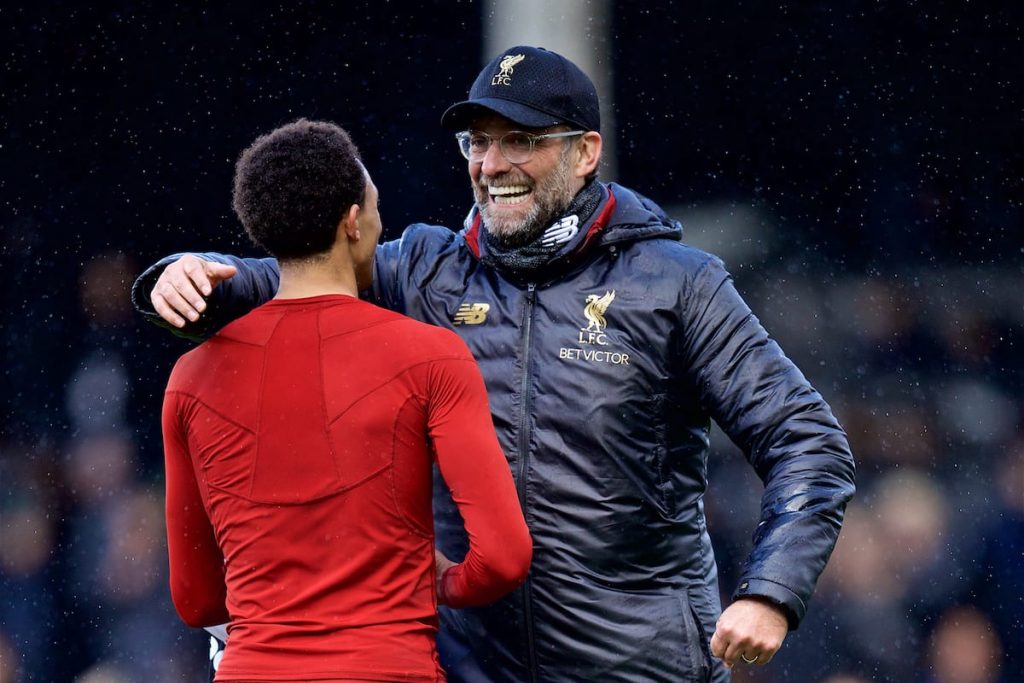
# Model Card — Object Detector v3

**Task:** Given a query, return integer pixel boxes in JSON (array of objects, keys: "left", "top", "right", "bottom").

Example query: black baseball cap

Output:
[{"left": 441, "top": 46, "right": 600, "bottom": 132}]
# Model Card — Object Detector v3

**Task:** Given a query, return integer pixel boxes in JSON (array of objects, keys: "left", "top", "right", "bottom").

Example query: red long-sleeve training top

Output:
[{"left": 162, "top": 294, "right": 531, "bottom": 682}]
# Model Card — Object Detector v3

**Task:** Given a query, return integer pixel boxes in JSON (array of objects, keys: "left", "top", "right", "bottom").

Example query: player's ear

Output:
[{"left": 342, "top": 203, "right": 361, "bottom": 241}]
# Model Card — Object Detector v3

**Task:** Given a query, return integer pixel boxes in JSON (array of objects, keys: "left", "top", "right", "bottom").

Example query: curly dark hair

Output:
[{"left": 232, "top": 119, "right": 365, "bottom": 261}]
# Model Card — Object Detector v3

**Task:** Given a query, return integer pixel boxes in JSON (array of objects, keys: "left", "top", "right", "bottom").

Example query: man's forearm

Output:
[{"left": 132, "top": 252, "right": 281, "bottom": 341}]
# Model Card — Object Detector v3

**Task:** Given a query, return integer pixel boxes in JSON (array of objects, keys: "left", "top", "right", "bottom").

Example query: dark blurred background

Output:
[{"left": 2, "top": 2, "right": 1021, "bottom": 682}]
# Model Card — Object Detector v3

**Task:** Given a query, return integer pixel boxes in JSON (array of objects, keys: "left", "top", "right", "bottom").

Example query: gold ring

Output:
[{"left": 741, "top": 653, "right": 758, "bottom": 664}]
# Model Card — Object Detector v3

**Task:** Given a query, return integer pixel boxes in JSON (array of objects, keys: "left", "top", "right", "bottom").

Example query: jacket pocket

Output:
[{"left": 677, "top": 594, "right": 712, "bottom": 683}]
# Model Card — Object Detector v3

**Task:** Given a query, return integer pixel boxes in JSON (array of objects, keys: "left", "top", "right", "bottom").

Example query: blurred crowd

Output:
[
  {"left": 2, "top": 213, "right": 1018, "bottom": 682},
  {"left": 2, "top": 252, "right": 200, "bottom": 682},
  {"left": 690, "top": 202, "right": 1022, "bottom": 683}
]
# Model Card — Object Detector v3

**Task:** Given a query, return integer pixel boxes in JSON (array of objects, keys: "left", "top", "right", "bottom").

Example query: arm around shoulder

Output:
[
  {"left": 368, "top": 224, "right": 465, "bottom": 311},
  {"left": 132, "top": 251, "right": 281, "bottom": 342}
]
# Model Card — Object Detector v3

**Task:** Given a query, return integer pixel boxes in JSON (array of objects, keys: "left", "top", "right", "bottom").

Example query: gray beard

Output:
[
  {"left": 474, "top": 148, "right": 576, "bottom": 248},
  {"left": 478, "top": 197, "right": 570, "bottom": 248},
  {"left": 477, "top": 179, "right": 605, "bottom": 277}
]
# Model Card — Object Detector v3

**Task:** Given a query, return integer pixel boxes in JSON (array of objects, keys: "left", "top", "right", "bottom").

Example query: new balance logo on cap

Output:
[{"left": 453, "top": 303, "right": 490, "bottom": 325}]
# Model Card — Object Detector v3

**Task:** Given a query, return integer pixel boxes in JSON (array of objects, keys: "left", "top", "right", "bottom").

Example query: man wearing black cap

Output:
[{"left": 135, "top": 46, "right": 855, "bottom": 683}]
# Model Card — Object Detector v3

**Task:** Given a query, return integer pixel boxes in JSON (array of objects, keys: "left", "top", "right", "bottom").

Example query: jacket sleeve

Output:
[
  {"left": 681, "top": 257, "right": 856, "bottom": 629},
  {"left": 426, "top": 351, "right": 532, "bottom": 608},
  {"left": 131, "top": 252, "right": 281, "bottom": 342},
  {"left": 132, "top": 235, "right": 411, "bottom": 342},
  {"left": 368, "top": 224, "right": 458, "bottom": 313},
  {"left": 162, "top": 388, "right": 230, "bottom": 628},
  {"left": 369, "top": 235, "right": 404, "bottom": 311}
]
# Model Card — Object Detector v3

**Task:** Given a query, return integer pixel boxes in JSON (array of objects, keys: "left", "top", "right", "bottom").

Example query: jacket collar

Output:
[{"left": 461, "top": 182, "right": 681, "bottom": 266}]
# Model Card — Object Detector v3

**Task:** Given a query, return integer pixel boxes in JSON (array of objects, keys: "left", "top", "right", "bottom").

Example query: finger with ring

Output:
[{"left": 741, "top": 653, "right": 759, "bottom": 664}]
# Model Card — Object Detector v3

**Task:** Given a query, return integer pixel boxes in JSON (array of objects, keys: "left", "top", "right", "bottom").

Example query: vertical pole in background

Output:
[{"left": 481, "top": 0, "right": 616, "bottom": 181}]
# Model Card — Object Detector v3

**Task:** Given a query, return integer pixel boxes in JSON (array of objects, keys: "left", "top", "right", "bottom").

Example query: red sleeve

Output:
[
  {"left": 427, "top": 357, "right": 532, "bottom": 608},
  {"left": 162, "top": 389, "right": 230, "bottom": 627}
]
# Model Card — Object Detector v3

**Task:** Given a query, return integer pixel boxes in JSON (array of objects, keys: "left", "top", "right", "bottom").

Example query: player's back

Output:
[{"left": 166, "top": 294, "right": 463, "bottom": 682}]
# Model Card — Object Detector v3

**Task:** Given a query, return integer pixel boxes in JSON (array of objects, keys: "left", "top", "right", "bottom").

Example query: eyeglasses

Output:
[{"left": 455, "top": 129, "right": 585, "bottom": 164}]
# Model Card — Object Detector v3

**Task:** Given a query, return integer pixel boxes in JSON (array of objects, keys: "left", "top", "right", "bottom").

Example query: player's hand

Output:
[
  {"left": 150, "top": 255, "right": 238, "bottom": 328},
  {"left": 710, "top": 597, "right": 788, "bottom": 669},
  {"left": 434, "top": 548, "right": 457, "bottom": 601}
]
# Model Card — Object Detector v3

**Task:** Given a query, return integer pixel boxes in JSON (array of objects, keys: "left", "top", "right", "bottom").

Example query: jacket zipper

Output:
[{"left": 518, "top": 282, "right": 538, "bottom": 683}]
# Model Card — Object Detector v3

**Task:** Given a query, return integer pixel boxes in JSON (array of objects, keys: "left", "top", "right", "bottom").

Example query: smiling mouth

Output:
[{"left": 488, "top": 184, "right": 532, "bottom": 206}]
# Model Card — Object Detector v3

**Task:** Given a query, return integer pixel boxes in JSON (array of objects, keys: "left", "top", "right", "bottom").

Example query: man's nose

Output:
[{"left": 479, "top": 138, "right": 512, "bottom": 176}]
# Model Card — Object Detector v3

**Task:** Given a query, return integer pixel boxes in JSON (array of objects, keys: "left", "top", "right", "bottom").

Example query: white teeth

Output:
[
  {"left": 488, "top": 185, "right": 530, "bottom": 196},
  {"left": 494, "top": 195, "right": 527, "bottom": 205},
  {"left": 489, "top": 185, "right": 531, "bottom": 205}
]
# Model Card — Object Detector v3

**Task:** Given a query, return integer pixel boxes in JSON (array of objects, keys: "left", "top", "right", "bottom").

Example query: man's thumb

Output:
[{"left": 206, "top": 262, "right": 238, "bottom": 282}]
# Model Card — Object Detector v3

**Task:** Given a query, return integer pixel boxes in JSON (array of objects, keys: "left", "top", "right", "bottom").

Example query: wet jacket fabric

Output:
[{"left": 133, "top": 182, "right": 856, "bottom": 683}]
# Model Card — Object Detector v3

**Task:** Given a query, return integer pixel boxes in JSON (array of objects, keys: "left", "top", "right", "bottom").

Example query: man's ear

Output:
[
  {"left": 574, "top": 132, "right": 602, "bottom": 179},
  {"left": 342, "top": 203, "right": 361, "bottom": 241}
]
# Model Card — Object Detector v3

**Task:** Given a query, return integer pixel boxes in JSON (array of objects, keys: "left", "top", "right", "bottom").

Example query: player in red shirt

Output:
[{"left": 161, "top": 119, "right": 532, "bottom": 681}]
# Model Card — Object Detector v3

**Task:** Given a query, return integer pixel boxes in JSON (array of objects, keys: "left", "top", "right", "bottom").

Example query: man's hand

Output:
[
  {"left": 710, "top": 597, "right": 788, "bottom": 669},
  {"left": 151, "top": 255, "right": 238, "bottom": 328},
  {"left": 434, "top": 548, "right": 457, "bottom": 601}
]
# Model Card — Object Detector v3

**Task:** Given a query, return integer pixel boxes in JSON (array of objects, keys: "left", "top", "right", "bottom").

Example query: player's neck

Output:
[{"left": 275, "top": 251, "right": 358, "bottom": 300}]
